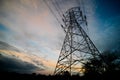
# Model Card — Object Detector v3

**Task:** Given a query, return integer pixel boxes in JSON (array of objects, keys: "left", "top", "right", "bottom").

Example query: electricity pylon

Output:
[{"left": 54, "top": 7, "right": 100, "bottom": 75}]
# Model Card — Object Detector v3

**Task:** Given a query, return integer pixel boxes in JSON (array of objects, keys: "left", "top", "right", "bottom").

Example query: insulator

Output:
[
  {"left": 62, "top": 18, "right": 65, "bottom": 22},
  {"left": 63, "top": 14, "right": 65, "bottom": 18},
  {"left": 86, "top": 21, "right": 88, "bottom": 26},
  {"left": 61, "top": 24, "right": 66, "bottom": 33},
  {"left": 61, "top": 24, "right": 64, "bottom": 28},
  {"left": 80, "top": 11, "right": 83, "bottom": 16},
  {"left": 84, "top": 15, "right": 87, "bottom": 20},
  {"left": 78, "top": 7, "right": 81, "bottom": 11}
]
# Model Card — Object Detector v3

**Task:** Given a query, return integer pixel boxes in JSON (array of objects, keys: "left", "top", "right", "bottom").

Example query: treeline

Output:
[
  {"left": 0, "top": 71, "right": 82, "bottom": 80},
  {"left": 0, "top": 70, "right": 120, "bottom": 80}
]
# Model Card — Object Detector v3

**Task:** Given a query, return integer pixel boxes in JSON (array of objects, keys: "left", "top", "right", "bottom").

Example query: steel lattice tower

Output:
[{"left": 54, "top": 7, "right": 100, "bottom": 75}]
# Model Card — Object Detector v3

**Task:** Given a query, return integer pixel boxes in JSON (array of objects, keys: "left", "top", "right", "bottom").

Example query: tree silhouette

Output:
[
  {"left": 83, "top": 51, "right": 120, "bottom": 80},
  {"left": 102, "top": 51, "right": 120, "bottom": 72}
]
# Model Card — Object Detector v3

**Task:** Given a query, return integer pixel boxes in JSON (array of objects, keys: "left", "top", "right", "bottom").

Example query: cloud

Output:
[
  {"left": 0, "top": 0, "right": 63, "bottom": 55},
  {"left": 0, "top": 41, "right": 46, "bottom": 73},
  {"left": 0, "top": 54, "right": 42, "bottom": 73},
  {"left": 0, "top": 40, "right": 21, "bottom": 52},
  {"left": 91, "top": 16, "right": 120, "bottom": 52},
  {"left": 0, "top": 41, "right": 60, "bottom": 74},
  {"left": 100, "top": 16, "right": 120, "bottom": 51}
]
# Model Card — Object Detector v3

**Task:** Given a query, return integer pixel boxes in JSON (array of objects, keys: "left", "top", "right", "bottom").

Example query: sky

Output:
[{"left": 0, "top": 0, "right": 120, "bottom": 75}]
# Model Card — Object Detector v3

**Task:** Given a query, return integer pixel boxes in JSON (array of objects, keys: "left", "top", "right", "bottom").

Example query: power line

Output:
[
  {"left": 42, "top": 0, "right": 62, "bottom": 25},
  {"left": 53, "top": 0, "right": 64, "bottom": 17},
  {"left": 50, "top": 0, "right": 63, "bottom": 20},
  {"left": 75, "top": 0, "right": 80, "bottom": 6},
  {"left": 79, "top": 0, "right": 89, "bottom": 35}
]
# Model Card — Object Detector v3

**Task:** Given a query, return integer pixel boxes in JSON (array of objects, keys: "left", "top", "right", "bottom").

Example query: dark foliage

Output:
[
  {"left": 0, "top": 70, "right": 120, "bottom": 80},
  {"left": 83, "top": 51, "right": 120, "bottom": 80},
  {"left": 0, "top": 71, "right": 83, "bottom": 80}
]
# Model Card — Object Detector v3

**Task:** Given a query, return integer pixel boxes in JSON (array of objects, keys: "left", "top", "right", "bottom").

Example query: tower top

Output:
[{"left": 62, "top": 7, "right": 87, "bottom": 33}]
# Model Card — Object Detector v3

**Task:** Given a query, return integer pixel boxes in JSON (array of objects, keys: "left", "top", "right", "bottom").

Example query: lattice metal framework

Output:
[{"left": 54, "top": 7, "right": 100, "bottom": 75}]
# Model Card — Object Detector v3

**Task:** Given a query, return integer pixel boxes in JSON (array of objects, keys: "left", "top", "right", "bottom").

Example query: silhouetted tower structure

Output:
[{"left": 54, "top": 7, "right": 100, "bottom": 75}]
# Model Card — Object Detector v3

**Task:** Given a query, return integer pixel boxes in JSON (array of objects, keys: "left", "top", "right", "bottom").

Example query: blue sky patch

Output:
[{"left": 0, "top": 24, "right": 9, "bottom": 31}]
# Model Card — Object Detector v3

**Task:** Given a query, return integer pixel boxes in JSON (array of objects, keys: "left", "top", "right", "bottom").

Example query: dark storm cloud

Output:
[
  {"left": 0, "top": 41, "right": 45, "bottom": 73},
  {"left": 0, "top": 54, "right": 43, "bottom": 73}
]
